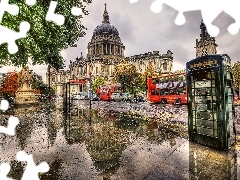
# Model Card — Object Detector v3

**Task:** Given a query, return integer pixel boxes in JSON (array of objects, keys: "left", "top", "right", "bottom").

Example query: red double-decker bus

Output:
[
  {"left": 148, "top": 72, "right": 187, "bottom": 105},
  {"left": 96, "top": 83, "right": 122, "bottom": 101}
]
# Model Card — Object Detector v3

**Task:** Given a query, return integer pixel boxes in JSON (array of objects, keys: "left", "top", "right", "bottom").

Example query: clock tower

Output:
[{"left": 195, "top": 20, "right": 218, "bottom": 57}]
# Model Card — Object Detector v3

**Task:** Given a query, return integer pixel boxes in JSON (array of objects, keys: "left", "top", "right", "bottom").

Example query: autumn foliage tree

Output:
[
  {"left": 92, "top": 77, "right": 105, "bottom": 93},
  {"left": 140, "top": 62, "right": 157, "bottom": 91},
  {"left": 0, "top": 72, "right": 19, "bottom": 97},
  {"left": 114, "top": 59, "right": 139, "bottom": 93}
]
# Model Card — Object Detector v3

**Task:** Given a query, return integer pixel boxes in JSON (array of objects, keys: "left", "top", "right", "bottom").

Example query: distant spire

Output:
[
  {"left": 200, "top": 19, "right": 210, "bottom": 40},
  {"left": 102, "top": 3, "right": 109, "bottom": 23}
]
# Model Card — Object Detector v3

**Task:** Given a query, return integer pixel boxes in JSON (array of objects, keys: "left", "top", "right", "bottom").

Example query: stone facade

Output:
[
  {"left": 195, "top": 20, "right": 218, "bottom": 57},
  {"left": 46, "top": 4, "right": 173, "bottom": 96}
]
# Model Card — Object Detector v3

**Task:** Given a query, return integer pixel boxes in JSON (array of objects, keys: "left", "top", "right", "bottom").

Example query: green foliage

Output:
[
  {"left": 114, "top": 60, "right": 139, "bottom": 92},
  {"left": 31, "top": 72, "right": 44, "bottom": 90},
  {"left": 92, "top": 77, "right": 105, "bottom": 92},
  {"left": 40, "top": 84, "right": 55, "bottom": 96},
  {"left": 31, "top": 72, "right": 56, "bottom": 96},
  {"left": 140, "top": 62, "right": 157, "bottom": 91},
  {"left": 232, "top": 61, "right": 240, "bottom": 90},
  {"left": 0, "top": 0, "right": 92, "bottom": 70}
]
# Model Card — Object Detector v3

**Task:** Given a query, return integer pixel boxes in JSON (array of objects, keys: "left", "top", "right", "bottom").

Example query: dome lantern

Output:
[{"left": 102, "top": 3, "right": 109, "bottom": 24}]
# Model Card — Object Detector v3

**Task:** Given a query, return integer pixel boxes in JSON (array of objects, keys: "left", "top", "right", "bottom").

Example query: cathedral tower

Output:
[
  {"left": 195, "top": 20, "right": 218, "bottom": 57},
  {"left": 86, "top": 3, "right": 125, "bottom": 80}
]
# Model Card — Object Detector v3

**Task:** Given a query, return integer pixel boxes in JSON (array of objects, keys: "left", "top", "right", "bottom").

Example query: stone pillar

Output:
[{"left": 101, "top": 44, "right": 103, "bottom": 54}]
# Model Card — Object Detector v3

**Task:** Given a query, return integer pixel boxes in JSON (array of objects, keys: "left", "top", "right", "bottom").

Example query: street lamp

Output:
[
  {"left": 48, "top": 65, "right": 51, "bottom": 102},
  {"left": 85, "top": 72, "right": 92, "bottom": 123}
]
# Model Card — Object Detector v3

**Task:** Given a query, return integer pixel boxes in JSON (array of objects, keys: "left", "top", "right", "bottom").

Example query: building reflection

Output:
[
  {"left": 63, "top": 108, "right": 188, "bottom": 173},
  {"left": 189, "top": 142, "right": 237, "bottom": 179}
]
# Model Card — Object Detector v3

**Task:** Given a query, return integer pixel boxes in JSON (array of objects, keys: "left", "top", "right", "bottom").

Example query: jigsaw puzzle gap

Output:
[
  {"left": 0, "top": 100, "right": 9, "bottom": 111},
  {"left": 16, "top": 151, "right": 50, "bottom": 180},
  {"left": 0, "top": 163, "right": 13, "bottom": 180},
  {"left": 71, "top": 7, "right": 82, "bottom": 16},
  {"left": 25, "top": 0, "right": 36, "bottom": 6},
  {"left": 45, "top": 1, "right": 65, "bottom": 26}
]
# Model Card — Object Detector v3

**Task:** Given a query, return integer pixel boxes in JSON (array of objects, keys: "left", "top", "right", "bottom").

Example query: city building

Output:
[
  {"left": 46, "top": 4, "right": 174, "bottom": 96},
  {"left": 47, "top": 5, "right": 218, "bottom": 97},
  {"left": 195, "top": 20, "right": 218, "bottom": 57}
]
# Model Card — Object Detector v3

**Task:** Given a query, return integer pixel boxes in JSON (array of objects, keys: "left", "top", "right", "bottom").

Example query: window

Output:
[
  {"left": 151, "top": 90, "right": 155, "bottom": 95},
  {"left": 152, "top": 78, "right": 159, "bottom": 84},
  {"left": 163, "top": 62, "right": 167, "bottom": 70},
  {"left": 103, "top": 44, "right": 106, "bottom": 55},
  {"left": 160, "top": 89, "right": 168, "bottom": 95},
  {"left": 114, "top": 86, "right": 122, "bottom": 91},
  {"left": 169, "top": 89, "right": 175, "bottom": 95}
]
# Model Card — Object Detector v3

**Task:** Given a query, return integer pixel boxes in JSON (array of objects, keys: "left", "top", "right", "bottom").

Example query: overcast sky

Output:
[{"left": 1, "top": 0, "right": 239, "bottom": 82}]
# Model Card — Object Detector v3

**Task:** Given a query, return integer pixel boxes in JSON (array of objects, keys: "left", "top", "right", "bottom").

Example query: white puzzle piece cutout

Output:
[
  {"left": 0, "top": 116, "right": 19, "bottom": 136},
  {"left": 45, "top": 1, "right": 65, "bottom": 25},
  {"left": 130, "top": 0, "right": 240, "bottom": 36},
  {"left": 0, "top": 0, "right": 31, "bottom": 54},
  {"left": 0, "top": 163, "right": 14, "bottom": 180},
  {"left": 16, "top": 151, "right": 50, "bottom": 180},
  {"left": 0, "top": 99, "right": 9, "bottom": 111}
]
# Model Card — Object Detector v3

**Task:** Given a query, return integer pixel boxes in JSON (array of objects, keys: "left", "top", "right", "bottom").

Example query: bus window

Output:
[
  {"left": 152, "top": 78, "right": 159, "bottom": 84},
  {"left": 156, "top": 89, "right": 160, "bottom": 95},
  {"left": 160, "top": 89, "right": 168, "bottom": 95},
  {"left": 114, "top": 86, "right": 122, "bottom": 91},
  {"left": 176, "top": 88, "right": 186, "bottom": 95},
  {"left": 169, "top": 89, "right": 175, "bottom": 95},
  {"left": 151, "top": 90, "right": 155, "bottom": 95}
]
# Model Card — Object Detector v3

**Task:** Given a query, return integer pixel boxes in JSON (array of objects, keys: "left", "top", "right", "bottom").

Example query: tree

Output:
[
  {"left": 232, "top": 61, "right": 240, "bottom": 97},
  {"left": 140, "top": 62, "right": 157, "bottom": 91},
  {"left": 0, "top": 72, "right": 19, "bottom": 97},
  {"left": 92, "top": 77, "right": 105, "bottom": 93},
  {"left": 39, "top": 84, "right": 55, "bottom": 96},
  {"left": 31, "top": 72, "right": 44, "bottom": 90},
  {"left": 0, "top": 0, "right": 92, "bottom": 70},
  {"left": 114, "top": 60, "right": 139, "bottom": 93}
]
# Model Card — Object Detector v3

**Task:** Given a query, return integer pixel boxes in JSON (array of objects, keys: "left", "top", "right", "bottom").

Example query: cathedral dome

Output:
[
  {"left": 92, "top": 23, "right": 119, "bottom": 38},
  {"left": 92, "top": 3, "right": 119, "bottom": 39},
  {"left": 87, "top": 3, "right": 125, "bottom": 59}
]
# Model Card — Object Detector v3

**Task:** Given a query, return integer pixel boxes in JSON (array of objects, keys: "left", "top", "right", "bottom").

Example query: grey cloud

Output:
[
  {"left": 61, "top": 1, "right": 240, "bottom": 71},
  {"left": 3, "top": 0, "right": 240, "bottom": 80}
]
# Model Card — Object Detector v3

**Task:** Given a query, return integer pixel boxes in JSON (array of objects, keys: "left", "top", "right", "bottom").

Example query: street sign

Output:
[{"left": 69, "top": 79, "right": 86, "bottom": 84}]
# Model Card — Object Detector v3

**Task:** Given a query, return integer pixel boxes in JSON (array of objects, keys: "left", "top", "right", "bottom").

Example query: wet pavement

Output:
[{"left": 0, "top": 101, "right": 240, "bottom": 179}]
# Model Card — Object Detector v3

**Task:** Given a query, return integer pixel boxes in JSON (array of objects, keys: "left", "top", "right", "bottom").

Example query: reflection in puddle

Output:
[
  {"left": 0, "top": 105, "right": 239, "bottom": 179},
  {"left": 189, "top": 142, "right": 237, "bottom": 179}
]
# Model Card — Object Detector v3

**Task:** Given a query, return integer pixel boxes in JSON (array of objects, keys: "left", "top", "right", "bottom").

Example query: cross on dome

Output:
[{"left": 102, "top": 3, "right": 109, "bottom": 23}]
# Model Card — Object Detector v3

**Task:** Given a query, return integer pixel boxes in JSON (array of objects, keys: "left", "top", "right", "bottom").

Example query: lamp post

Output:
[
  {"left": 145, "top": 75, "right": 148, "bottom": 98},
  {"left": 88, "top": 72, "right": 92, "bottom": 124},
  {"left": 48, "top": 65, "right": 51, "bottom": 102}
]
